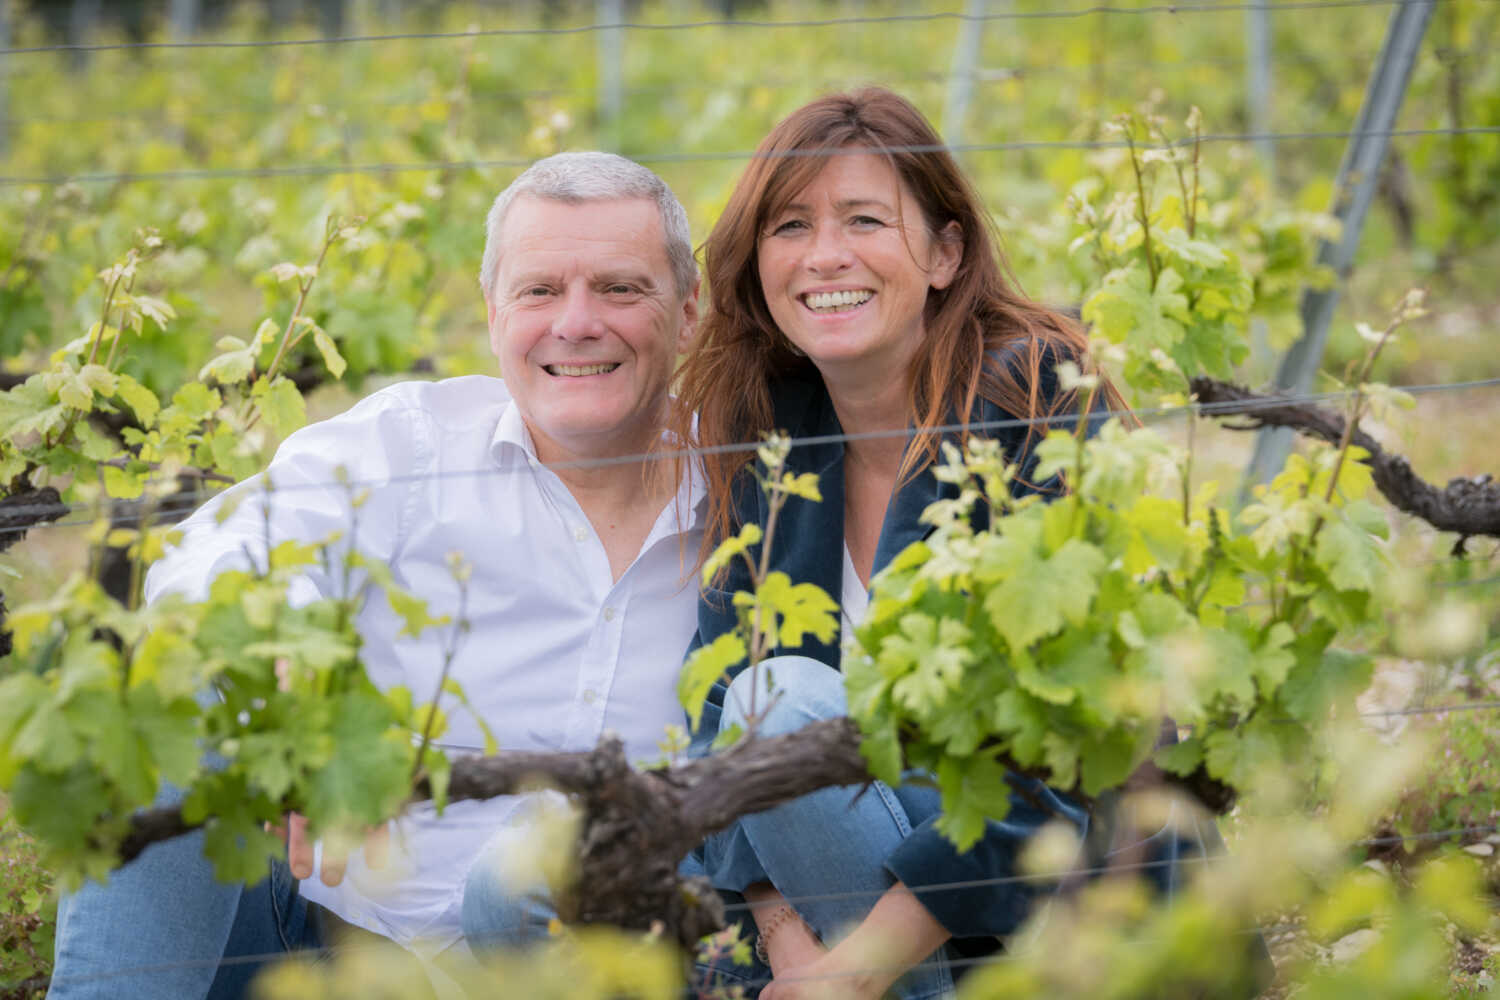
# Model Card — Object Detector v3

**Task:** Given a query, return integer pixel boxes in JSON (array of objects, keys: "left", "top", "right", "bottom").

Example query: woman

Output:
[{"left": 673, "top": 89, "right": 1128, "bottom": 999}]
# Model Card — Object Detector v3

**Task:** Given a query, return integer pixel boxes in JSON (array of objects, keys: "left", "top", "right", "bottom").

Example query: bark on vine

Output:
[{"left": 1191, "top": 376, "right": 1500, "bottom": 542}]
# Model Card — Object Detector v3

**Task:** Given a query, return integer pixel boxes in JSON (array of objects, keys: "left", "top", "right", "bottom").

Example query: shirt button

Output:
[
  {"left": 582, "top": 688, "right": 598, "bottom": 704},
  {"left": 602, "top": 606, "right": 616, "bottom": 622},
  {"left": 573, "top": 527, "right": 587, "bottom": 542}
]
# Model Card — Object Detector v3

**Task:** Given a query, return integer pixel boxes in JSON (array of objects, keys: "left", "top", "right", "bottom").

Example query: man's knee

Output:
[{"left": 720, "top": 655, "right": 847, "bottom": 737}]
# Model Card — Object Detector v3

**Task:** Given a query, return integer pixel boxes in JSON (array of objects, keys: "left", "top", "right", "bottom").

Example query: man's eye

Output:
[
  {"left": 523, "top": 286, "right": 554, "bottom": 297},
  {"left": 605, "top": 284, "right": 638, "bottom": 295}
]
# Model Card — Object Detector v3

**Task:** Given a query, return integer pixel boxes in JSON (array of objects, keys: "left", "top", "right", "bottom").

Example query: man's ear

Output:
[
  {"left": 929, "top": 220, "right": 964, "bottom": 291},
  {"left": 486, "top": 298, "right": 502, "bottom": 356},
  {"left": 676, "top": 277, "right": 701, "bottom": 354}
]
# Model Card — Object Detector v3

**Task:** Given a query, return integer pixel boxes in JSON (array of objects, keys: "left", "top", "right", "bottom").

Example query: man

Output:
[{"left": 49, "top": 152, "right": 709, "bottom": 998}]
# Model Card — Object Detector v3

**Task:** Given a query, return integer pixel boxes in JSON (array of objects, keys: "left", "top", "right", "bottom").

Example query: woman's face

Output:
[{"left": 755, "top": 150, "right": 961, "bottom": 390}]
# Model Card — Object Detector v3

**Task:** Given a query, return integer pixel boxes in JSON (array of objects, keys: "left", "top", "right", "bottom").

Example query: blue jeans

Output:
[
  {"left": 50, "top": 789, "right": 321, "bottom": 1000},
  {"left": 696, "top": 655, "right": 957, "bottom": 1000},
  {"left": 461, "top": 823, "right": 765, "bottom": 996}
]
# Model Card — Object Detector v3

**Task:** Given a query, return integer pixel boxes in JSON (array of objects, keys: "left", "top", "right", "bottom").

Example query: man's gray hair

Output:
[{"left": 478, "top": 151, "right": 697, "bottom": 303}]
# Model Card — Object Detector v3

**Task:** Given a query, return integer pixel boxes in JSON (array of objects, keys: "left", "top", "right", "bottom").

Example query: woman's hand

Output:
[
  {"left": 763, "top": 879, "right": 951, "bottom": 1000},
  {"left": 744, "top": 882, "right": 827, "bottom": 972},
  {"left": 760, "top": 948, "right": 891, "bottom": 1000}
]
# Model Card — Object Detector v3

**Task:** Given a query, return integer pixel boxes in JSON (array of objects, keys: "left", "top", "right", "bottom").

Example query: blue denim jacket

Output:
[{"left": 687, "top": 347, "right": 1096, "bottom": 938}]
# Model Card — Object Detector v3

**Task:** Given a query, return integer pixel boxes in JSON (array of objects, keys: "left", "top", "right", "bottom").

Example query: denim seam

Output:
[{"left": 872, "top": 780, "right": 914, "bottom": 838}]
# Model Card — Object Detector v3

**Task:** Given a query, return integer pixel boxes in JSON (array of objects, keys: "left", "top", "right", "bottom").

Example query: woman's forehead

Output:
[{"left": 765, "top": 146, "right": 904, "bottom": 214}]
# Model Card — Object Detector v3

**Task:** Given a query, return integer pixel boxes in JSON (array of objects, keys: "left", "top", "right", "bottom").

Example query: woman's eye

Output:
[
  {"left": 851, "top": 215, "right": 885, "bottom": 228},
  {"left": 770, "top": 219, "right": 808, "bottom": 235}
]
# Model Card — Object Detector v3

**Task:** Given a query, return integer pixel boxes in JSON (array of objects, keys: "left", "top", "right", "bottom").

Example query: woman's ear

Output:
[{"left": 929, "top": 220, "right": 964, "bottom": 291}]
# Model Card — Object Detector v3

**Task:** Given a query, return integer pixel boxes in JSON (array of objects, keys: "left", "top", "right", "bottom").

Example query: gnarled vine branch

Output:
[{"left": 1191, "top": 376, "right": 1500, "bottom": 542}]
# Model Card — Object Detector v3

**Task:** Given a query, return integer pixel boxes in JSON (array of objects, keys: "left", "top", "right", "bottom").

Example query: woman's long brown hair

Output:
[{"left": 673, "top": 87, "right": 1125, "bottom": 563}]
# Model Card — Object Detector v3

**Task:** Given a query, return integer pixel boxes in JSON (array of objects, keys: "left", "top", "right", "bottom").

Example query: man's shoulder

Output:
[
  {"left": 337, "top": 375, "right": 513, "bottom": 434},
  {"left": 275, "top": 376, "right": 512, "bottom": 470},
  {"left": 358, "top": 375, "right": 512, "bottom": 415}
]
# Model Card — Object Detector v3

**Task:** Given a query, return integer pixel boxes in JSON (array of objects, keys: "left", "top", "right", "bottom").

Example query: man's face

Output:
[{"left": 486, "top": 196, "right": 697, "bottom": 464}]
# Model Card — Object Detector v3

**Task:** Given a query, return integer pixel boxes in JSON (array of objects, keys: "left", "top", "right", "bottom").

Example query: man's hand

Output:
[{"left": 269, "top": 812, "right": 391, "bottom": 887}]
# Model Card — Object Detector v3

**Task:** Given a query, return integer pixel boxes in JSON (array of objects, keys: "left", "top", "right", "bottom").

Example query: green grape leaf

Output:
[
  {"left": 302, "top": 692, "right": 411, "bottom": 829},
  {"left": 312, "top": 330, "right": 348, "bottom": 380},
  {"left": 858, "top": 719, "right": 904, "bottom": 786},
  {"left": 1078, "top": 725, "right": 1146, "bottom": 796},
  {"left": 934, "top": 754, "right": 1014, "bottom": 850},
  {"left": 1314, "top": 515, "right": 1385, "bottom": 593},
  {"left": 203, "top": 815, "right": 284, "bottom": 886},
  {"left": 736, "top": 572, "right": 839, "bottom": 650},
  {"left": 677, "top": 633, "right": 747, "bottom": 731},
  {"left": 251, "top": 376, "right": 308, "bottom": 438},
  {"left": 199, "top": 347, "right": 257, "bottom": 386},
  {"left": 774, "top": 471, "right": 823, "bottom": 503},
  {"left": 991, "top": 689, "right": 1049, "bottom": 763},
  {"left": 386, "top": 586, "right": 451, "bottom": 639},
  {"left": 129, "top": 691, "right": 201, "bottom": 787},
  {"left": 425, "top": 750, "right": 452, "bottom": 814},
  {"left": 170, "top": 382, "right": 223, "bottom": 421},
  {"left": 885, "top": 614, "right": 975, "bottom": 712},
  {"left": 58, "top": 375, "right": 94, "bottom": 411},
  {"left": 1280, "top": 647, "right": 1372, "bottom": 725},
  {"left": 132, "top": 294, "right": 177, "bottom": 331},
  {"left": 1013, "top": 648, "right": 1077, "bottom": 706},
  {"left": 9, "top": 765, "right": 109, "bottom": 855},
  {"left": 1153, "top": 735, "right": 1204, "bottom": 776},
  {"left": 710, "top": 722, "right": 744, "bottom": 752},
  {"left": 440, "top": 678, "right": 498, "bottom": 756},
  {"left": 983, "top": 538, "right": 1106, "bottom": 652},
  {"left": 1124, "top": 495, "right": 1192, "bottom": 574},
  {"left": 240, "top": 731, "right": 301, "bottom": 801},
  {"left": 701, "top": 522, "right": 762, "bottom": 587},
  {"left": 1249, "top": 622, "right": 1297, "bottom": 697}
]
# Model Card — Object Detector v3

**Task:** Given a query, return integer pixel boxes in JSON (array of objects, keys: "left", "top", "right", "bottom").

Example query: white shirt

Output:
[
  {"left": 840, "top": 543, "right": 871, "bottom": 635},
  {"left": 145, "top": 375, "right": 705, "bottom": 952}
]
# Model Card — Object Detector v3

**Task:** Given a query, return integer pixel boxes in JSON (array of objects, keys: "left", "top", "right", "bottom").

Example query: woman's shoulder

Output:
[
  {"left": 984, "top": 328, "right": 1082, "bottom": 379},
  {"left": 976, "top": 330, "right": 1081, "bottom": 423}
]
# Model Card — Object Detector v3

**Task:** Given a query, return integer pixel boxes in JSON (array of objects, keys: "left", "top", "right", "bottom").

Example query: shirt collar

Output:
[
  {"left": 488, "top": 397, "right": 539, "bottom": 467},
  {"left": 487, "top": 399, "right": 708, "bottom": 530}
]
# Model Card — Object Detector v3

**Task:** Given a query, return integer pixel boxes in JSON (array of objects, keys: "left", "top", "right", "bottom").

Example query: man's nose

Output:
[{"left": 552, "top": 284, "right": 604, "bottom": 341}]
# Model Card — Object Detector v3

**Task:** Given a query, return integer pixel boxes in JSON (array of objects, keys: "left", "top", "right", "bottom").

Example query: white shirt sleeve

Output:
[{"left": 144, "top": 387, "right": 427, "bottom": 607}]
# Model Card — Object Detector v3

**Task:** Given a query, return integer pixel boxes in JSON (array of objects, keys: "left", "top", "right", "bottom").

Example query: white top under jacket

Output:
[{"left": 145, "top": 375, "right": 706, "bottom": 953}]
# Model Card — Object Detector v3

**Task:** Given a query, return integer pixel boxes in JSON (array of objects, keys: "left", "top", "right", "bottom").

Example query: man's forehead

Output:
[
  {"left": 503, "top": 194, "right": 660, "bottom": 240},
  {"left": 497, "top": 195, "right": 670, "bottom": 276}
]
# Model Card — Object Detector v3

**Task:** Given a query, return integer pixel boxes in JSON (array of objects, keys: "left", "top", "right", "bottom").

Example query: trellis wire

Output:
[
  {"left": 0, "top": 0, "right": 1458, "bottom": 57},
  {"left": 5, "top": 125, "right": 1499, "bottom": 188},
  {"left": 1, "top": 55, "right": 1251, "bottom": 124},
  {"left": 2, "top": 375, "right": 1496, "bottom": 535}
]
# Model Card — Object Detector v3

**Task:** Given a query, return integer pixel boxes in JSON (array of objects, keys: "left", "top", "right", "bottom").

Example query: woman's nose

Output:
[{"left": 804, "top": 224, "right": 853, "bottom": 274}]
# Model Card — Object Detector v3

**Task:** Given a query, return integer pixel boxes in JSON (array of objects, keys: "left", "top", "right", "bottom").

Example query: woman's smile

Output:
[{"left": 801, "top": 289, "right": 875, "bottom": 313}]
